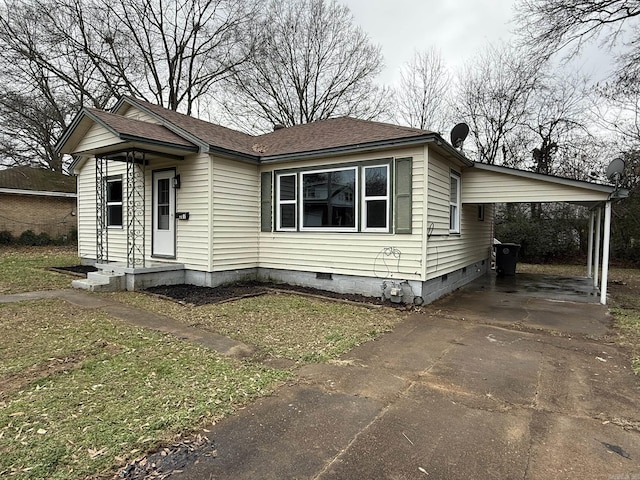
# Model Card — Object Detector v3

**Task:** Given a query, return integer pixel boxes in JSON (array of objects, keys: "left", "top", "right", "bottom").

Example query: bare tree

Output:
[
  {"left": 453, "top": 44, "right": 539, "bottom": 165},
  {"left": 0, "top": 0, "right": 261, "bottom": 171},
  {"left": 515, "top": 0, "right": 640, "bottom": 83},
  {"left": 525, "top": 72, "right": 597, "bottom": 178},
  {"left": 218, "top": 0, "right": 390, "bottom": 133},
  {"left": 592, "top": 81, "right": 640, "bottom": 149},
  {"left": 395, "top": 48, "right": 451, "bottom": 133}
]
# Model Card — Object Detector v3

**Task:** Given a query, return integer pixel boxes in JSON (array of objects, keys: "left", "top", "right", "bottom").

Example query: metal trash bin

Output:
[{"left": 494, "top": 243, "right": 520, "bottom": 276}]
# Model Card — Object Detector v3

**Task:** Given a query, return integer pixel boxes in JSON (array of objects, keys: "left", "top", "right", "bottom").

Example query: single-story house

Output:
[
  {"left": 56, "top": 96, "right": 622, "bottom": 304},
  {"left": 0, "top": 165, "right": 77, "bottom": 239}
]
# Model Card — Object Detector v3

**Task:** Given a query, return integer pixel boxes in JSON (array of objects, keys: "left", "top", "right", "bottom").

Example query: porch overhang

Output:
[{"left": 57, "top": 107, "right": 199, "bottom": 173}]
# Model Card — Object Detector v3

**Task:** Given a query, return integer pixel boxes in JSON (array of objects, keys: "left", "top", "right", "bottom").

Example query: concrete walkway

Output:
[{"left": 0, "top": 289, "right": 253, "bottom": 357}]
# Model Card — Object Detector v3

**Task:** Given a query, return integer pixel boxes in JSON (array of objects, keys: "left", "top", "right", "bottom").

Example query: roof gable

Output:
[{"left": 118, "top": 97, "right": 255, "bottom": 156}]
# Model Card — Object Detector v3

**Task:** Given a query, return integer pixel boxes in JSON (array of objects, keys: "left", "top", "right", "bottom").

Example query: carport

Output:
[{"left": 462, "top": 163, "right": 627, "bottom": 305}]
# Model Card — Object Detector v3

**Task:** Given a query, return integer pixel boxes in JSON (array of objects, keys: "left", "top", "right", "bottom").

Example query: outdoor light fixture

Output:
[{"left": 172, "top": 175, "right": 181, "bottom": 188}]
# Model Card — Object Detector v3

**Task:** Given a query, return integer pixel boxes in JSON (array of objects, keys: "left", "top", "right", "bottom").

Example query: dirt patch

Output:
[
  {"left": 0, "top": 354, "right": 86, "bottom": 400},
  {"left": 145, "top": 281, "right": 387, "bottom": 307}
]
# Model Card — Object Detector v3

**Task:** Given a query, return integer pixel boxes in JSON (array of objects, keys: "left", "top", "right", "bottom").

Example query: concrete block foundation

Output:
[{"left": 75, "top": 258, "right": 490, "bottom": 304}]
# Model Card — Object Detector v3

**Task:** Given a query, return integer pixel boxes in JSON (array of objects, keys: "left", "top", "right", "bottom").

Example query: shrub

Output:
[
  {"left": 35, "top": 232, "right": 52, "bottom": 246},
  {"left": 18, "top": 230, "right": 39, "bottom": 246},
  {"left": 0, "top": 230, "right": 14, "bottom": 244}
]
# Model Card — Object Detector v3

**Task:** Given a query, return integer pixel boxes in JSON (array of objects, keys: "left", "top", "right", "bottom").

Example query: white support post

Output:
[
  {"left": 587, "top": 210, "right": 594, "bottom": 278},
  {"left": 600, "top": 201, "right": 612, "bottom": 305},
  {"left": 594, "top": 207, "right": 602, "bottom": 289}
]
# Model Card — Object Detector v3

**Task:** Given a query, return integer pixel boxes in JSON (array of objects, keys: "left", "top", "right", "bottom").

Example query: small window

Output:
[
  {"left": 106, "top": 177, "right": 123, "bottom": 227},
  {"left": 449, "top": 172, "right": 460, "bottom": 233},
  {"left": 363, "top": 165, "right": 389, "bottom": 231},
  {"left": 477, "top": 204, "right": 485, "bottom": 221},
  {"left": 276, "top": 173, "right": 297, "bottom": 230},
  {"left": 301, "top": 167, "right": 357, "bottom": 230}
]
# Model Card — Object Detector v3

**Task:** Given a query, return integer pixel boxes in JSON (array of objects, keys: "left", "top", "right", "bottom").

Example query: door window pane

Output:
[{"left": 157, "top": 178, "right": 170, "bottom": 231}]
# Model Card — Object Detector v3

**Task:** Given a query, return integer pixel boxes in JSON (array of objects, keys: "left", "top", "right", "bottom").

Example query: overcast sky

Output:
[{"left": 341, "top": 0, "right": 615, "bottom": 85}]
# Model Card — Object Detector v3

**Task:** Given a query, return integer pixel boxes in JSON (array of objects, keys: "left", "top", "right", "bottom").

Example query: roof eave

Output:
[
  {"left": 259, "top": 133, "right": 472, "bottom": 164},
  {"left": 119, "top": 134, "right": 199, "bottom": 153},
  {"left": 208, "top": 145, "right": 259, "bottom": 163},
  {"left": 470, "top": 162, "right": 618, "bottom": 194}
]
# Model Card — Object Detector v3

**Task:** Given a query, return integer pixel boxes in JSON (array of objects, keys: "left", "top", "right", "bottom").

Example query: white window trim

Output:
[
  {"left": 362, "top": 164, "right": 390, "bottom": 232},
  {"left": 106, "top": 176, "right": 123, "bottom": 229},
  {"left": 300, "top": 166, "right": 358, "bottom": 232},
  {"left": 276, "top": 173, "right": 297, "bottom": 231},
  {"left": 449, "top": 171, "right": 461, "bottom": 234}
]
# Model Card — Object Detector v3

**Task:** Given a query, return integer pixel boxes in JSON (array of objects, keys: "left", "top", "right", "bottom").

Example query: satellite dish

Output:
[
  {"left": 450, "top": 123, "right": 469, "bottom": 150},
  {"left": 606, "top": 157, "right": 625, "bottom": 182}
]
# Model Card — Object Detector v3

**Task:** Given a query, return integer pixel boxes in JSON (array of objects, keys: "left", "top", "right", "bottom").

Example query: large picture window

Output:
[
  {"left": 449, "top": 171, "right": 460, "bottom": 233},
  {"left": 271, "top": 159, "right": 402, "bottom": 234},
  {"left": 106, "top": 176, "right": 123, "bottom": 228},
  {"left": 302, "top": 167, "right": 357, "bottom": 230}
]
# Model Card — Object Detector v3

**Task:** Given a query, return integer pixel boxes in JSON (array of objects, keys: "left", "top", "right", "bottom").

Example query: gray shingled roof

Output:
[
  {"left": 254, "top": 117, "right": 433, "bottom": 157},
  {"left": 0, "top": 166, "right": 76, "bottom": 193},
  {"left": 124, "top": 97, "right": 434, "bottom": 158},
  {"left": 86, "top": 108, "right": 198, "bottom": 150},
  {"left": 123, "top": 98, "right": 255, "bottom": 155}
]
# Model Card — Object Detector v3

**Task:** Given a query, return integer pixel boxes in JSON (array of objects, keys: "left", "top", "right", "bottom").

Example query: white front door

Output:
[{"left": 152, "top": 170, "right": 176, "bottom": 257}]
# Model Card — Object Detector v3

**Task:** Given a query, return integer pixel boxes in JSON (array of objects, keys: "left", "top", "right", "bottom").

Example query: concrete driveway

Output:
[{"left": 172, "top": 275, "right": 640, "bottom": 480}]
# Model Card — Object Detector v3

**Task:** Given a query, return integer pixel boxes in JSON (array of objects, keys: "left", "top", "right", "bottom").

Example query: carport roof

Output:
[{"left": 462, "top": 162, "right": 622, "bottom": 205}]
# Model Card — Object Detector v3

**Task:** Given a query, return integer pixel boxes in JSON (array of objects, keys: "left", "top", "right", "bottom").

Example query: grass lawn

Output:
[
  {"left": 107, "top": 292, "right": 404, "bottom": 364},
  {"left": 519, "top": 262, "right": 640, "bottom": 373},
  {"left": 0, "top": 247, "right": 403, "bottom": 478},
  {"left": 0, "top": 299, "right": 288, "bottom": 479},
  {"left": 0, "top": 246, "right": 79, "bottom": 294}
]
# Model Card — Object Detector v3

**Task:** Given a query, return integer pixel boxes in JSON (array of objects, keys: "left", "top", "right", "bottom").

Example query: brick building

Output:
[{"left": 0, "top": 166, "right": 77, "bottom": 238}]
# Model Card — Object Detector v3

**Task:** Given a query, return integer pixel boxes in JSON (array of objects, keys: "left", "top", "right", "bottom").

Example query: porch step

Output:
[{"left": 72, "top": 272, "right": 125, "bottom": 292}]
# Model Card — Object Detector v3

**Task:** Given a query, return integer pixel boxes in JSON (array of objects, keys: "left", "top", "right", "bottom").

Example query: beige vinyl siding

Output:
[
  {"left": 426, "top": 203, "right": 493, "bottom": 279},
  {"left": 76, "top": 158, "right": 129, "bottom": 261},
  {"left": 150, "top": 153, "right": 210, "bottom": 270},
  {"left": 74, "top": 123, "right": 124, "bottom": 154},
  {"left": 75, "top": 153, "right": 211, "bottom": 269},
  {"left": 122, "top": 105, "right": 161, "bottom": 124},
  {"left": 77, "top": 157, "right": 97, "bottom": 260},
  {"left": 258, "top": 148, "right": 425, "bottom": 280},
  {"left": 425, "top": 151, "right": 493, "bottom": 279},
  {"left": 211, "top": 157, "right": 260, "bottom": 271},
  {"left": 462, "top": 168, "right": 610, "bottom": 203},
  {"left": 426, "top": 151, "right": 451, "bottom": 235}
]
